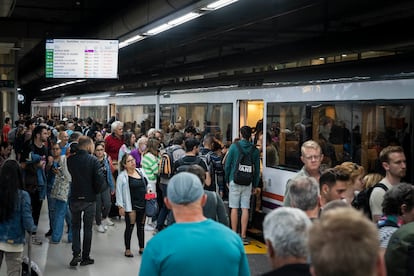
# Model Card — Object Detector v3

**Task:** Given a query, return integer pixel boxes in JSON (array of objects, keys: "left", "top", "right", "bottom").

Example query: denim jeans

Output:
[
  {"left": 95, "top": 187, "right": 111, "bottom": 225},
  {"left": 51, "top": 199, "right": 72, "bottom": 242},
  {"left": 156, "top": 183, "right": 170, "bottom": 230},
  {"left": 70, "top": 200, "right": 96, "bottom": 258},
  {"left": 47, "top": 194, "right": 56, "bottom": 231}
]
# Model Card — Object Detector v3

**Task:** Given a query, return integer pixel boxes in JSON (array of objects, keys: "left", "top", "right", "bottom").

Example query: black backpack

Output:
[
  {"left": 175, "top": 156, "right": 205, "bottom": 175},
  {"left": 210, "top": 153, "right": 224, "bottom": 185},
  {"left": 233, "top": 142, "right": 256, "bottom": 186},
  {"left": 159, "top": 146, "right": 180, "bottom": 179},
  {"left": 351, "top": 182, "right": 388, "bottom": 219}
]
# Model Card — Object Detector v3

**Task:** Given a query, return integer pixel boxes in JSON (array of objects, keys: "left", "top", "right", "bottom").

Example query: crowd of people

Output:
[{"left": 0, "top": 114, "right": 413, "bottom": 276}]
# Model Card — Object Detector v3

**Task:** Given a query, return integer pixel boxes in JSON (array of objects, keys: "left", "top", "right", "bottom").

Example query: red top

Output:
[
  {"left": 2, "top": 124, "right": 11, "bottom": 142},
  {"left": 105, "top": 134, "right": 124, "bottom": 161}
]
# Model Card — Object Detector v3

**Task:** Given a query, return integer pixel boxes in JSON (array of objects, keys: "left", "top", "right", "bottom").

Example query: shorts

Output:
[{"left": 228, "top": 181, "right": 252, "bottom": 209}]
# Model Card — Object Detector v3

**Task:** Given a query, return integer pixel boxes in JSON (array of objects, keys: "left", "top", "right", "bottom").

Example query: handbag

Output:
[
  {"left": 51, "top": 172, "right": 69, "bottom": 202},
  {"left": 145, "top": 193, "right": 159, "bottom": 217}
]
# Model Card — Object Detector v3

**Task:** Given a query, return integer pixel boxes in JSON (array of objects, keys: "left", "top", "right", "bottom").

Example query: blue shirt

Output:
[{"left": 139, "top": 219, "right": 250, "bottom": 276}]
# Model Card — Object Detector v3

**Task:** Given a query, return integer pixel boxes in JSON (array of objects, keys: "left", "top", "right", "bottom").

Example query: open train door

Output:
[
  {"left": 238, "top": 100, "right": 264, "bottom": 140},
  {"left": 238, "top": 100, "right": 265, "bottom": 240}
]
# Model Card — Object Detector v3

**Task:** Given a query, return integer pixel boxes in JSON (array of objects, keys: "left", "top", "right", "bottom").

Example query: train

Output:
[{"left": 32, "top": 76, "right": 414, "bottom": 212}]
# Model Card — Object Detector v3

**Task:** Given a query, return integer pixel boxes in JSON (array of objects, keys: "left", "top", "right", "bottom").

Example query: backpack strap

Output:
[
  {"left": 137, "top": 168, "right": 148, "bottom": 186},
  {"left": 373, "top": 182, "right": 389, "bottom": 192}
]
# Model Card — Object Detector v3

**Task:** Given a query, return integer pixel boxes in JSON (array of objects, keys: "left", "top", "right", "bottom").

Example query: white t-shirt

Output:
[{"left": 369, "top": 178, "right": 393, "bottom": 218}]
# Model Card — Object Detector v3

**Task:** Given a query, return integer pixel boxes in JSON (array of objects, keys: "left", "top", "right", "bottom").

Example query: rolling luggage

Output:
[{"left": 21, "top": 233, "right": 42, "bottom": 276}]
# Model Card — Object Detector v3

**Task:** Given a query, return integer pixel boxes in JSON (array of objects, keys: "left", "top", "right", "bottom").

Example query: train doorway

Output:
[{"left": 238, "top": 100, "right": 264, "bottom": 138}]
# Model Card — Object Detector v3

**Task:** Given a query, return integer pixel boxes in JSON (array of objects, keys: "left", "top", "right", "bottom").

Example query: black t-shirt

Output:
[
  {"left": 20, "top": 141, "right": 49, "bottom": 165},
  {"left": 128, "top": 176, "right": 146, "bottom": 209}
]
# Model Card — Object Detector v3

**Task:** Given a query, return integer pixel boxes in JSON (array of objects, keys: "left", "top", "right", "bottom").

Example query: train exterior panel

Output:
[{"left": 32, "top": 78, "right": 414, "bottom": 211}]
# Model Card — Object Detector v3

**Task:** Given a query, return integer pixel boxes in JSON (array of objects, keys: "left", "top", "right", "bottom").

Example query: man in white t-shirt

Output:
[{"left": 370, "top": 145, "right": 406, "bottom": 222}]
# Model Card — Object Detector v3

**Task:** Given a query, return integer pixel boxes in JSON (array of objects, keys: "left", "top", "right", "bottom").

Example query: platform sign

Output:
[{"left": 45, "top": 39, "right": 119, "bottom": 79}]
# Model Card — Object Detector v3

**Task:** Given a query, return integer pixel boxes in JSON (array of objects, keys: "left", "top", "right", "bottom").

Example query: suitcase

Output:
[{"left": 21, "top": 233, "right": 42, "bottom": 276}]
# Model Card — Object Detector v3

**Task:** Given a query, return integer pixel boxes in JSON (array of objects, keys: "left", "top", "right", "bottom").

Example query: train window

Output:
[
  {"left": 32, "top": 106, "right": 48, "bottom": 118},
  {"left": 118, "top": 105, "right": 156, "bottom": 135},
  {"left": 266, "top": 101, "right": 412, "bottom": 183},
  {"left": 62, "top": 106, "right": 75, "bottom": 119},
  {"left": 80, "top": 106, "right": 108, "bottom": 124},
  {"left": 160, "top": 103, "right": 232, "bottom": 144}
]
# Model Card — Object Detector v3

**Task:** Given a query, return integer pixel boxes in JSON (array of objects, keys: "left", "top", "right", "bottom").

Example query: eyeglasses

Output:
[{"left": 303, "top": 155, "right": 321, "bottom": 161}]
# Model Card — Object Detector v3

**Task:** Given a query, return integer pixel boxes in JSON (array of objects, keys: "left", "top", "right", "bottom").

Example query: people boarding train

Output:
[{"left": 2, "top": 112, "right": 414, "bottom": 275}]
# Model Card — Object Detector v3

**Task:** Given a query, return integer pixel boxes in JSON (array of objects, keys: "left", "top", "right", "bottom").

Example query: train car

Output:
[{"left": 32, "top": 77, "right": 414, "bottom": 212}]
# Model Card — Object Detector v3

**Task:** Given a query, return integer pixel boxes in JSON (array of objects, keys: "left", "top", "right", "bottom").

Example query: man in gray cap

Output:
[{"left": 139, "top": 172, "right": 250, "bottom": 276}]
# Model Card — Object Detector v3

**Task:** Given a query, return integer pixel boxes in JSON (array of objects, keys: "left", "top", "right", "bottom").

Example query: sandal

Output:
[{"left": 124, "top": 250, "right": 134, "bottom": 257}]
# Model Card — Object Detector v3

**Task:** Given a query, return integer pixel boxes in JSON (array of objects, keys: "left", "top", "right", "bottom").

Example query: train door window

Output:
[
  {"left": 80, "top": 106, "right": 108, "bottom": 124},
  {"left": 52, "top": 106, "right": 60, "bottom": 120},
  {"left": 160, "top": 103, "right": 232, "bottom": 144},
  {"left": 239, "top": 100, "right": 263, "bottom": 129},
  {"left": 62, "top": 106, "right": 75, "bottom": 119},
  {"left": 118, "top": 105, "right": 155, "bottom": 135}
]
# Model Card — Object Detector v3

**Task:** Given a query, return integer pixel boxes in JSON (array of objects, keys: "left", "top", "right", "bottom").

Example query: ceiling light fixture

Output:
[
  {"left": 41, "top": 79, "right": 86, "bottom": 91},
  {"left": 119, "top": 0, "right": 239, "bottom": 48},
  {"left": 202, "top": 0, "right": 239, "bottom": 10},
  {"left": 119, "top": 35, "right": 144, "bottom": 48}
]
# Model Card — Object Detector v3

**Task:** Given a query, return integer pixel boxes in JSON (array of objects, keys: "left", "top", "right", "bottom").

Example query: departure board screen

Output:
[{"left": 45, "top": 39, "right": 119, "bottom": 79}]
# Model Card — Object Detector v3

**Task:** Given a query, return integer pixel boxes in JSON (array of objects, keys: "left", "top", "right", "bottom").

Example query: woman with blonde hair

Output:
[
  {"left": 338, "top": 161, "right": 365, "bottom": 204},
  {"left": 363, "top": 173, "right": 383, "bottom": 189}
]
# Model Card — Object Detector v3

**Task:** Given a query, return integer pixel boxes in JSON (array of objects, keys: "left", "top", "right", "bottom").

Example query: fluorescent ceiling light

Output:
[
  {"left": 119, "top": 35, "right": 144, "bottom": 49},
  {"left": 203, "top": 0, "right": 239, "bottom": 10},
  {"left": 168, "top": 12, "right": 201, "bottom": 26},
  {"left": 145, "top": 24, "right": 173, "bottom": 35},
  {"left": 41, "top": 79, "right": 86, "bottom": 91},
  {"left": 119, "top": 0, "right": 238, "bottom": 48}
]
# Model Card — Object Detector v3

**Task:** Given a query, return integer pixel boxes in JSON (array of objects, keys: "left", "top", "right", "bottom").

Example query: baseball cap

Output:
[{"left": 167, "top": 172, "right": 204, "bottom": 204}]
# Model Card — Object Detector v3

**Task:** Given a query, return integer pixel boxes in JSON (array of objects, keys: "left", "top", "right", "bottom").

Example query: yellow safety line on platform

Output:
[{"left": 244, "top": 239, "right": 267, "bottom": 254}]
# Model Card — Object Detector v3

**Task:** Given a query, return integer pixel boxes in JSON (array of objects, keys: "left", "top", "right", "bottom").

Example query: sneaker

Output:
[
  {"left": 70, "top": 255, "right": 81, "bottom": 267},
  {"left": 152, "top": 229, "right": 159, "bottom": 235},
  {"left": 96, "top": 224, "right": 106, "bottom": 233},
  {"left": 49, "top": 239, "right": 60, "bottom": 244},
  {"left": 32, "top": 236, "right": 43, "bottom": 245},
  {"left": 104, "top": 225, "right": 108, "bottom": 230},
  {"left": 104, "top": 217, "right": 115, "bottom": 226},
  {"left": 144, "top": 224, "right": 155, "bottom": 231},
  {"left": 45, "top": 229, "right": 53, "bottom": 237},
  {"left": 242, "top": 237, "right": 250, "bottom": 245},
  {"left": 80, "top": 257, "right": 94, "bottom": 266}
]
